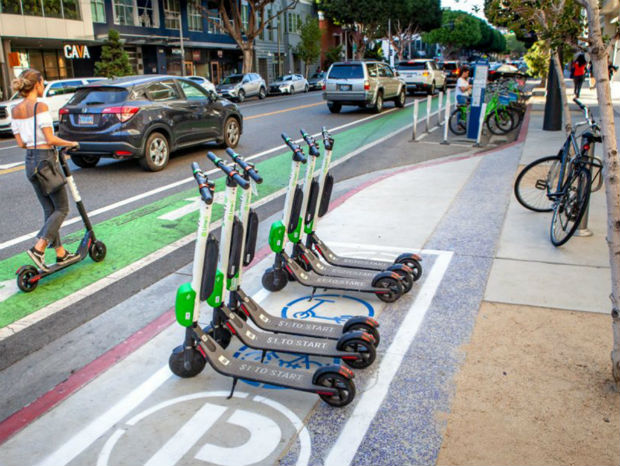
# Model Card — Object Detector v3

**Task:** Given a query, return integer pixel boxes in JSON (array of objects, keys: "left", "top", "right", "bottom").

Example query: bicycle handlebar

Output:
[
  {"left": 300, "top": 129, "right": 320, "bottom": 157},
  {"left": 191, "top": 162, "right": 214, "bottom": 204},
  {"left": 281, "top": 133, "right": 307, "bottom": 163},
  {"left": 206, "top": 151, "right": 250, "bottom": 189},
  {"left": 225, "top": 148, "right": 263, "bottom": 184}
]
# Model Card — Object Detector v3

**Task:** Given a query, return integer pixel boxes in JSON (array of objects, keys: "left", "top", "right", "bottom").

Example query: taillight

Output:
[
  {"left": 59, "top": 108, "right": 69, "bottom": 115},
  {"left": 455, "top": 68, "right": 460, "bottom": 75},
  {"left": 583, "top": 143, "right": 591, "bottom": 152},
  {"left": 102, "top": 106, "right": 139, "bottom": 123},
  {"left": 322, "top": 82, "right": 326, "bottom": 90},
  {"left": 364, "top": 80, "right": 370, "bottom": 90}
]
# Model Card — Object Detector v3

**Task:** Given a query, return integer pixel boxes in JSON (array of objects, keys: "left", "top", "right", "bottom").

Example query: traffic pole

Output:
[
  {"left": 438, "top": 91, "right": 444, "bottom": 125},
  {"left": 441, "top": 89, "right": 450, "bottom": 145},
  {"left": 412, "top": 98, "right": 419, "bottom": 141},
  {"left": 474, "top": 103, "right": 487, "bottom": 147},
  {"left": 426, "top": 94, "right": 431, "bottom": 132}
]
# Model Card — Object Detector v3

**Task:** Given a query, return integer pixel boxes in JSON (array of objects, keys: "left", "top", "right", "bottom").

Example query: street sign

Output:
[{"left": 467, "top": 60, "right": 489, "bottom": 139}]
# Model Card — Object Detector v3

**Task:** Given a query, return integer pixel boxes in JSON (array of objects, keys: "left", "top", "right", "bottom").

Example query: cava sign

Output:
[{"left": 64, "top": 45, "right": 91, "bottom": 59}]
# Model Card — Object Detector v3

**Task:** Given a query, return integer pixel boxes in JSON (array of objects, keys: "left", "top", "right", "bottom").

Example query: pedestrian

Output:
[
  {"left": 455, "top": 68, "right": 472, "bottom": 106},
  {"left": 571, "top": 54, "right": 587, "bottom": 98},
  {"left": 588, "top": 61, "right": 595, "bottom": 89},
  {"left": 10, "top": 68, "right": 80, "bottom": 271},
  {"left": 608, "top": 58, "right": 618, "bottom": 79}
]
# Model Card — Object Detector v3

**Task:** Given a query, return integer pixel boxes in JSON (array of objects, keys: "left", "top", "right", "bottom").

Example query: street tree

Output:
[
  {"left": 523, "top": 40, "right": 549, "bottom": 84},
  {"left": 505, "top": 33, "right": 526, "bottom": 58},
  {"left": 422, "top": 10, "right": 482, "bottom": 58},
  {"left": 294, "top": 17, "right": 322, "bottom": 78},
  {"left": 94, "top": 29, "right": 133, "bottom": 78},
  {"left": 205, "top": 0, "right": 299, "bottom": 74}
]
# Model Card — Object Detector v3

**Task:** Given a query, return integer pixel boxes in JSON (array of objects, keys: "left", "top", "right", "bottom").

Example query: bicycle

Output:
[{"left": 513, "top": 98, "right": 603, "bottom": 246}]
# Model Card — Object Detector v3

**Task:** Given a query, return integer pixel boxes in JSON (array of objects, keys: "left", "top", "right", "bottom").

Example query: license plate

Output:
[
  {"left": 78, "top": 114, "right": 94, "bottom": 125},
  {"left": 338, "top": 84, "right": 352, "bottom": 91}
]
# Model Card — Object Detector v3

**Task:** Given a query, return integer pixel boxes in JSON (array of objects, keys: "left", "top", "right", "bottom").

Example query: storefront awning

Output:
[{"left": 180, "top": 41, "right": 239, "bottom": 50}]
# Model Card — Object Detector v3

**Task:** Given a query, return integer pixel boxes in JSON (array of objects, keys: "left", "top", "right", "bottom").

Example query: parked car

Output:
[
  {"left": 215, "top": 73, "right": 266, "bottom": 102},
  {"left": 307, "top": 72, "right": 326, "bottom": 90},
  {"left": 187, "top": 75, "right": 216, "bottom": 94},
  {"left": 439, "top": 61, "right": 461, "bottom": 87},
  {"left": 268, "top": 74, "right": 309, "bottom": 95},
  {"left": 488, "top": 63, "right": 526, "bottom": 82},
  {"left": 0, "top": 77, "right": 104, "bottom": 134},
  {"left": 395, "top": 59, "right": 446, "bottom": 95},
  {"left": 323, "top": 60, "right": 406, "bottom": 114},
  {"left": 58, "top": 75, "right": 243, "bottom": 172}
]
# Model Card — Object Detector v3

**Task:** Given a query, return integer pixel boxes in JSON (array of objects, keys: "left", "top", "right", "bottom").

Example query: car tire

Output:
[
  {"left": 237, "top": 89, "right": 245, "bottom": 102},
  {"left": 258, "top": 87, "right": 266, "bottom": 99},
  {"left": 221, "top": 117, "right": 241, "bottom": 148},
  {"left": 304, "top": 84, "right": 309, "bottom": 92},
  {"left": 290, "top": 86, "right": 295, "bottom": 95},
  {"left": 140, "top": 132, "right": 169, "bottom": 172},
  {"left": 395, "top": 88, "right": 406, "bottom": 108},
  {"left": 428, "top": 82, "right": 435, "bottom": 95},
  {"left": 71, "top": 154, "right": 100, "bottom": 168},
  {"left": 442, "top": 81, "right": 447, "bottom": 93},
  {"left": 373, "top": 91, "right": 384, "bottom": 113},
  {"left": 327, "top": 102, "right": 341, "bottom": 113}
]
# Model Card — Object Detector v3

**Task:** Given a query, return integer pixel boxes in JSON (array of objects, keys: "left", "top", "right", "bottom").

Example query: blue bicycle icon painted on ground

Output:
[{"left": 281, "top": 294, "right": 374, "bottom": 322}]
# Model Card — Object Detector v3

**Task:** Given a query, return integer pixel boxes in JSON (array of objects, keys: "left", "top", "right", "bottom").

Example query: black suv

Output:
[{"left": 59, "top": 75, "right": 243, "bottom": 171}]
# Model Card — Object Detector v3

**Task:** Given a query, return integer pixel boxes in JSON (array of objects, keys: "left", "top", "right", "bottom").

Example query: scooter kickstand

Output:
[
  {"left": 228, "top": 378, "right": 238, "bottom": 399},
  {"left": 308, "top": 287, "right": 317, "bottom": 302},
  {"left": 260, "top": 350, "right": 266, "bottom": 363}
]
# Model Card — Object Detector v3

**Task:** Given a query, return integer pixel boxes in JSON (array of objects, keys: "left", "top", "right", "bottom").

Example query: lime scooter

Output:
[
  {"left": 224, "top": 148, "right": 381, "bottom": 346},
  {"left": 169, "top": 162, "right": 357, "bottom": 407},
  {"left": 204, "top": 151, "right": 377, "bottom": 369},
  {"left": 305, "top": 127, "right": 423, "bottom": 279},
  {"left": 16, "top": 146, "right": 107, "bottom": 292},
  {"left": 262, "top": 134, "right": 404, "bottom": 303}
]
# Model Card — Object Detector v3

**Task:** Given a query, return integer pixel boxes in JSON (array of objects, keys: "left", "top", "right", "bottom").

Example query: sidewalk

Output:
[{"left": 0, "top": 101, "right": 618, "bottom": 465}]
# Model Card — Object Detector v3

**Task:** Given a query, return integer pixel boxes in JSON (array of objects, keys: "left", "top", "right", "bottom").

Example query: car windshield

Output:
[
  {"left": 68, "top": 87, "right": 129, "bottom": 105},
  {"left": 397, "top": 62, "right": 426, "bottom": 70},
  {"left": 276, "top": 75, "right": 293, "bottom": 81},
  {"left": 328, "top": 65, "right": 364, "bottom": 79},
  {"left": 221, "top": 75, "right": 242, "bottom": 84},
  {"left": 189, "top": 77, "right": 203, "bottom": 82},
  {"left": 309, "top": 73, "right": 324, "bottom": 80}
]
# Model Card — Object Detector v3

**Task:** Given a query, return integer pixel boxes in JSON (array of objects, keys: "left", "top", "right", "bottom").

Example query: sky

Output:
[{"left": 441, "top": 0, "right": 487, "bottom": 19}]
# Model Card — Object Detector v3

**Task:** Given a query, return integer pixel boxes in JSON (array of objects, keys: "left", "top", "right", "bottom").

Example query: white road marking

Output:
[
  {"left": 0, "top": 144, "right": 18, "bottom": 151},
  {"left": 324, "top": 250, "right": 453, "bottom": 466},
  {"left": 0, "top": 161, "right": 23, "bottom": 169},
  {"left": 158, "top": 192, "right": 225, "bottom": 221},
  {"left": 415, "top": 132, "right": 429, "bottom": 141},
  {"left": 0, "top": 279, "right": 19, "bottom": 305}
]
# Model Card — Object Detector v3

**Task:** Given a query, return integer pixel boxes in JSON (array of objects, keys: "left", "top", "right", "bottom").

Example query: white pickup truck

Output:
[
  {"left": 395, "top": 59, "right": 446, "bottom": 95},
  {"left": 0, "top": 77, "right": 104, "bottom": 134}
]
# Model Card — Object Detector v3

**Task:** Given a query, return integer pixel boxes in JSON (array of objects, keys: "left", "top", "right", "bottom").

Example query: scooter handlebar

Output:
[
  {"left": 206, "top": 151, "right": 249, "bottom": 189},
  {"left": 281, "top": 133, "right": 307, "bottom": 163},
  {"left": 321, "top": 126, "right": 334, "bottom": 151},
  {"left": 225, "top": 148, "right": 263, "bottom": 184},
  {"left": 299, "top": 129, "right": 320, "bottom": 157},
  {"left": 191, "top": 162, "right": 214, "bottom": 204}
]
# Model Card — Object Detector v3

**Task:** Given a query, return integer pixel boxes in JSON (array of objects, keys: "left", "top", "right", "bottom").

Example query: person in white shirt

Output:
[
  {"left": 455, "top": 68, "right": 472, "bottom": 105},
  {"left": 11, "top": 68, "right": 79, "bottom": 271}
]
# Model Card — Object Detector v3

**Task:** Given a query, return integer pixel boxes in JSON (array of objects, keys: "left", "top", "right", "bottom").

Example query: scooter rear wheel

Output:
[
  {"left": 262, "top": 267, "right": 289, "bottom": 292},
  {"left": 316, "top": 372, "right": 356, "bottom": 407},
  {"left": 89, "top": 241, "right": 107, "bottom": 262},
  {"left": 17, "top": 266, "right": 38, "bottom": 293},
  {"left": 169, "top": 344, "right": 206, "bottom": 378},
  {"left": 374, "top": 277, "right": 402, "bottom": 303},
  {"left": 394, "top": 270, "right": 414, "bottom": 293},
  {"left": 397, "top": 258, "right": 423, "bottom": 281},
  {"left": 340, "top": 338, "right": 376, "bottom": 369}
]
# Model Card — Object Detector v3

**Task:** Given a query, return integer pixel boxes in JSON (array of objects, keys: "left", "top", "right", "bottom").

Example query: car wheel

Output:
[
  {"left": 395, "top": 88, "right": 406, "bottom": 108},
  {"left": 373, "top": 91, "right": 383, "bottom": 113},
  {"left": 327, "top": 102, "right": 341, "bottom": 113},
  {"left": 237, "top": 89, "right": 245, "bottom": 102},
  {"left": 140, "top": 132, "right": 169, "bottom": 172},
  {"left": 222, "top": 117, "right": 241, "bottom": 148},
  {"left": 289, "top": 86, "right": 295, "bottom": 95},
  {"left": 258, "top": 87, "right": 266, "bottom": 99},
  {"left": 442, "top": 81, "right": 447, "bottom": 93},
  {"left": 71, "top": 154, "right": 100, "bottom": 168},
  {"left": 304, "top": 84, "right": 309, "bottom": 92},
  {"left": 428, "top": 82, "right": 435, "bottom": 95}
]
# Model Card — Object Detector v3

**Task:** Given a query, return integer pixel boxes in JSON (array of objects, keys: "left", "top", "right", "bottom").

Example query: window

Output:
[
  {"left": 366, "top": 63, "right": 378, "bottom": 78},
  {"left": 266, "top": 8, "right": 272, "bottom": 41},
  {"left": 1, "top": 0, "right": 22, "bottom": 15},
  {"left": 206, "top": 8, "right": 221, "bottom": 33},
  {"left": 46, "top": 80, "right": 84, "bottom": 97},
  {"left": 44, "top": 0, "right": 62, "bottom": 17},
  {"left": 90, "top": 0, "right": 105, "bottom": 22},
  {"left": 164, "top": 0, "right": 180, "bottom": 29},
  {"left": 241, "top": 2, "right": 248, "bottom": 30},
  {"left": 381, "top": 64, "right": 394, "bottom": 77},
  {"left": 187, "top": 0, "right": 201, "bottom": 31},
  {"left": 113, "top": 0, "right": 134, "bottom": 25},
  {"left": 0, "top": 0, "right": 79, "bottom": 17},
  {"left": 296, "top": 14, "right": 301, "bottom": 32},
  {"left": 68, "top": 87, "right": 129, "bottom": 105},
  {"left": 146, "top": 80, "right": 180, "bottom": 101},
  {"left": 179, "top": 80, "right": 208, "bottom": 100},
  {"left": 287, "top": 12, "right": 292, "bottom": 33},
  {"left": 137, "top": 0, "right": 158, "bottom": 27},
  {"left": 61, "top": 0, "right": 79, "bottom": 19}
]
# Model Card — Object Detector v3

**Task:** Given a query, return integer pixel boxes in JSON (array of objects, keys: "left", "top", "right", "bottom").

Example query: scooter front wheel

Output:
[
  {"left": 394, "top": 270, "right": 414, "bottom": 293},
  {"left": 339, "top": 338, "right": 376, "bottom": 369},
  {"left": 169, "top": 344, "right": 206, "bottom": 378},
  {"left": 262, "top": 267, "right": 289, "bottom": 292},
  {"left": 345, "top": 323, "right": 380, "bottom": 347},
  {"left": 374, "top": 277, "right": 403, "bottom": 303},
  {"left": 316, "top": 372, "right": 356, "bottom": 407},
  {"left": 16, "top": 266, "right": 39, "bottom": 293},
  {"left": 397, "top": 258, "right": 423, "bottom": 281},
  {"left": 89, "top": 240, "right": 107, "bottom": 262}
]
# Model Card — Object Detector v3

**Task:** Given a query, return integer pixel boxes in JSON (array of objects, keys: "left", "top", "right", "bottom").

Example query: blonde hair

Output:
[{"left": 11, "top": 68, "right": 42, "bottom": 97}]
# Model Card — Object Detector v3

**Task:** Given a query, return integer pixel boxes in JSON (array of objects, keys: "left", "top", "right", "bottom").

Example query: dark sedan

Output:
[{"left": 59, "top": 75, "right": 243, "bottom": 171}]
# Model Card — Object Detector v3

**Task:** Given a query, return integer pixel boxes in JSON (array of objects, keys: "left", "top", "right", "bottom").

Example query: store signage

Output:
[
  {"left": 217, "top": 50, "right": 223, "bottom": 58},
  {"left": 192, "top": 50, "right": 201, "bottom": 62},
  {"left": 64, "top": 45, "right": 90, "bottom": 59},
  {"left": 171, "top": 48, "right": 182, "bottom": 55}
]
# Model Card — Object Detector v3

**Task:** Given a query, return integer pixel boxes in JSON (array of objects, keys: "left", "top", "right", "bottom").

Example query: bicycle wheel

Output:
[
  {"left": 449, "top": 108, "right": 467, "bottom": 135},
  {"left": 550, "top": 167, "right": 592, "bottom": 247},
  {"left": 486, "top": 108, "right": 514, "bottom": 135},
  {"left": 514, "top": 155, "right": 562, "bottom": 212}
]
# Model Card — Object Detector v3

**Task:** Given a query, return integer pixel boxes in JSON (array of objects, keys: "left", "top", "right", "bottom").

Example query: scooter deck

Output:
[
  {"left": 220, "top": 305, "right": 359, "bottom": 360},
  {"left": 309, "top": 233, "right": 396, "bottom": 271},
  {"left": 192, "top": 326, "right": 339, "bottom": 394},
  {"left": 235, "top": 288, "right": 344, "bottom": 339},
  {"left": 296, "top": 243, "right": 379, "bottom": 280}
]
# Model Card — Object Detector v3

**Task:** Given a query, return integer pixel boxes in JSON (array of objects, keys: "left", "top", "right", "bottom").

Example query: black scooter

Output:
[{"left": 16, "top": 146, "right": 106, "bottom": 292}]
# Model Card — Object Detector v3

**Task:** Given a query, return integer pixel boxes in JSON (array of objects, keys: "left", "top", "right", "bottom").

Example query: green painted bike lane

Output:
[{"left": 0, "top": 96, "right": 444, "bottom": 327}]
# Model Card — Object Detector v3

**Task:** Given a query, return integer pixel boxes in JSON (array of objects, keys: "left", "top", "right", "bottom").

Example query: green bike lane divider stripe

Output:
[{"left": 0, "top": 96, "right": 442, "bottom": 328}]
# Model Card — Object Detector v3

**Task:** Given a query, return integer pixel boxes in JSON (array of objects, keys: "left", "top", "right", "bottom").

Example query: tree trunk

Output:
[
  {"left": 242, "top": 46, "right": 254, "bottom": 74},
  {"left": 552, "top": 50, "right": 572, "bottom": 132},
  {"left": 582, "top": 0, "right": 620, "bottom": 390}
]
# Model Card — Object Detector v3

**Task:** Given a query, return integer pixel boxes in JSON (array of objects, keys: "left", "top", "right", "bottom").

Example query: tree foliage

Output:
[
  {"left": 294, "top": 17, "right": 322, "bottom": 78},
  {"left": 505, "top": 33, "right": 526, "bottom": 57},
  {"left": 324, "top": 45, "right": 343, "bottom": 69},
  {"left": 523, "top": 40, "right": 549, "bottom": 78},
  {"left": 94, "top": 29, "right": 133, "bottom": 78}
]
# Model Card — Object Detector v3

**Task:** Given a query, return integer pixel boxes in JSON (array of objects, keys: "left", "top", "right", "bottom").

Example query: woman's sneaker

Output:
[
  {"left": 27, "top": 247, "right": 48, "bottom": 271},
  {"left": 56, "top": 251, "right": 80, "bottom": 265}
]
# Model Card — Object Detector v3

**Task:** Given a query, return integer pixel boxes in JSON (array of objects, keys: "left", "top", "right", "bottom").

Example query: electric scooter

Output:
[
  {"left": 224, "top": 148, "right": 381, "bottom": 346},
  {"left": 305, "top": 127, "right": 423, "bottom": 280},
  {"left": 16, "top": 146, "right": 107, "bottom": 292},
  {"left": 289, "top": 129, "right": 415, "bottom": 293},
  {"left": 168, "top": 162, "right": 356, "bottom": 407},
  {"left": 205, "top": 151, "right": 377, "bottom": 369},
  {"left": 262, "top": 134, "right": 404, "bottom": 303}
]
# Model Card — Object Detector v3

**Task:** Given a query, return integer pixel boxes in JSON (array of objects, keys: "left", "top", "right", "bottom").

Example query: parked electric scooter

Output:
[
  {"left": 16, "top": 146, "right": 107, "bottom": 292},
  {"left": 262, "top": 134, "right": 404, "bottom": 303},
  {"left": 305, "top": 127, "right": 423, "bottom": 280},
  {"left": 224, "top": 148, "right": 381, "bottom": 346},
  {"left": 205, "top": 151, "right": 377, "bottom": 368},
  {"left": 169, "top": 162, "right": 357, "bottom": 407}
]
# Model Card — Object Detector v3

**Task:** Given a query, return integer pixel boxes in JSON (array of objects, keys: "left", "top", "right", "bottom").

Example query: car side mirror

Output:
[{"left": 208, "top": 90, "right": 218, "bottom": 102}]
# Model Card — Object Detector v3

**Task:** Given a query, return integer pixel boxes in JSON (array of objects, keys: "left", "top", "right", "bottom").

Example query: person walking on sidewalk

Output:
[
  {"left": 455, "top": 68, "right": 472, "bottom": 106},
  {"left": 571, "top": 54, "right": 587, "bottom": 98},
  {"left": 10, "top": 68, "right": 80, "bottom": 271}
]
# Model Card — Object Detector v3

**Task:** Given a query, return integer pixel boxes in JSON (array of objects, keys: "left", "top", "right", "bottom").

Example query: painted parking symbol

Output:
[{"left": 97, "top": 391, "right": 310, "bottom": 466}]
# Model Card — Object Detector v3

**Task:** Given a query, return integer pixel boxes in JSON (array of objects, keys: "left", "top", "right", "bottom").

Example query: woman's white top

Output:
[
  {"left": 455, "top": 77, "right": 471, "bottom": 99},
  {"left": 10, "top": 111, "right": 54, "bottom": 147}
]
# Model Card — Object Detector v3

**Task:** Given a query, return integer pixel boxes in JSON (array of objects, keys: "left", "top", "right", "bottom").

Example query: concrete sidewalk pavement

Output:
[{"left": 0, "top": 101, "right": 618, "bottom": 465}]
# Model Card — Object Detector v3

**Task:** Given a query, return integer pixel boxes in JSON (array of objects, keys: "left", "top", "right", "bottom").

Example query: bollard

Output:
[
  {"left": 426, "top": 94, "right": 431, "bottom": 132},
  {"left": 574, "top": 203, "right": 593, "bottom": 237},
  {"left": 441, "top": 89, "right": 450, "bottom": 145},
  {"left": 438, "top": 91, "right": 444, "bottom": 125},
  {"left": 473, "top": 103, "right": 487, "bottom": 147},
  {"left": 412, "top": 98, "right": 419, "bottom": 141}
]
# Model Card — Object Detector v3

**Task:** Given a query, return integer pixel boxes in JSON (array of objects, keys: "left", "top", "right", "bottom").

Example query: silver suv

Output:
[
  {"left": 215, "top": 73, "right": 266, "bottom": 102},
  {"left": 323, "top": 60, "right": 406, "bottom": 113},
  {"left": 396, "top": 59, "right": 446, "bottom": 95}
]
